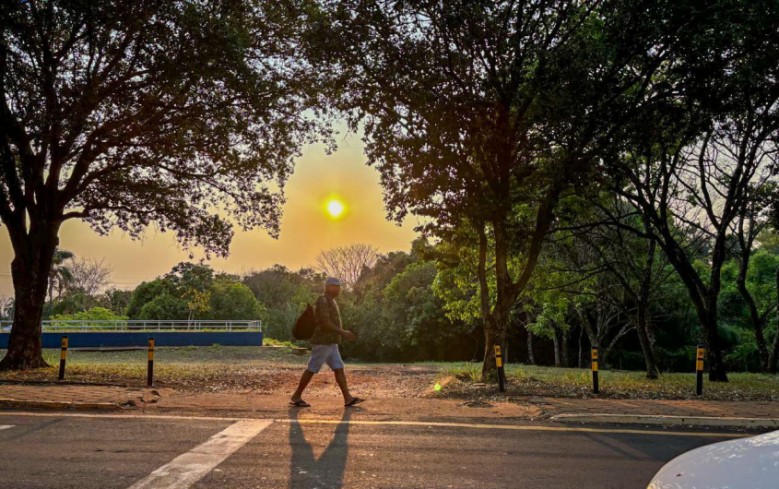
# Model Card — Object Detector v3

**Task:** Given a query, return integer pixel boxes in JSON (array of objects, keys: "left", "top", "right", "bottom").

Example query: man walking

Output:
[{"left": 290, "top": 277, "right": 364, "bottom": 408}]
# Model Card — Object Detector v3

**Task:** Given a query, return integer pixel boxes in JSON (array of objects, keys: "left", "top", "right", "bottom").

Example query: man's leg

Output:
[
  {"left": 291, "top": 369, "right": 315, "bottom": 403},
  {"left": 293, "top": 345, "right": 327, "bottom": 404},
  {"left": 328, "top": 345, "right": 363, "bottom": 405},
  {"left": 333, "top": 368, "right": 354, "bottom": 404}
]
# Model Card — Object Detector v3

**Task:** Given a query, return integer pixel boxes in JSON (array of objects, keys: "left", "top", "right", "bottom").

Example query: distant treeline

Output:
[{"left": 28, "top": 230, "right": 779, "bottom": 373}]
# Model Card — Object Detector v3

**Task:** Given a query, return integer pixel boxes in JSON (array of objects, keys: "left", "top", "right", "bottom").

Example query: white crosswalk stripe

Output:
[{"left": 125, "top": 419, "right": 272, "bottom": 489}]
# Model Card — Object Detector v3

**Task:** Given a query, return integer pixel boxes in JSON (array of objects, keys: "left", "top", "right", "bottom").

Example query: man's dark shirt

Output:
[{"left": 311, "top": 294, "right": 342, "bottom": 345}]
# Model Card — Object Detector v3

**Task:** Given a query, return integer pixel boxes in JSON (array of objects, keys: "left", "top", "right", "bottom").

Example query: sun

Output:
[{"left": 326, "top": 198, "right": 345, "bottom": 219}]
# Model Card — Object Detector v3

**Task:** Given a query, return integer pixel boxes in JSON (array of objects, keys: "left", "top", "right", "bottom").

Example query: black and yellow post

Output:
[
  {"left": 695, "top": 344, "right": 705, "bottom": 396},
  {"left": 591, "top": 347, "right": 599, "bottom": 394},
  {"left": 494, "top": 344, "right": 506, "bottom": 393},
  {"left": 147, "top": 338, "right": 155, "bottom": 387},
  {"left": 58, "top": 336, "right": 68, "bottom": 381}
]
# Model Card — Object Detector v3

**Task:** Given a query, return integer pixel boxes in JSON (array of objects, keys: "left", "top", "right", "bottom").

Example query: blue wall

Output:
[{"left": 0, "top": 331, "right": 263, "bottom": 348}]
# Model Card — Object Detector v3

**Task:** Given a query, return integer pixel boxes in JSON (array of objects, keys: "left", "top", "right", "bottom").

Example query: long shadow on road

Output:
[{"left": 288, "top": 408, "right": 352, "bottom": 489}]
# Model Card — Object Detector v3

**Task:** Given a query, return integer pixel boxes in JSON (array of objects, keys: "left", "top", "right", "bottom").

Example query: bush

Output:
[
  {"left": 208, "top": 280, "right": 265, "bottom": 320},
  {"left": 51, "top": 306, "right": 128, "bottom": 322},
  {"left": 138, "top": 293, "right": 189, "bottom": 320}
]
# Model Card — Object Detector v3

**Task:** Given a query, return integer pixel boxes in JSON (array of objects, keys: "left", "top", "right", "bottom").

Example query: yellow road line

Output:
[
  {"left": 0, "top": 411, "right": 746, "bottom": 438},
  {"left": 280, "top": 418, "right": 746, "bottom": 438},
  {"left": 0, "top": 411, "right": 241, "bottom": 422}
]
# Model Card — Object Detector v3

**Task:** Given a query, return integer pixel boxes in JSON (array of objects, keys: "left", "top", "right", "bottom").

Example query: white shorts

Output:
[{"left": 306, "top": 344, "right": 345, "bottom": 373}]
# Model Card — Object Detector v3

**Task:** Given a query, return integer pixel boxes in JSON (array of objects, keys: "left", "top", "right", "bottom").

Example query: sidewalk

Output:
[
  {"left": 520, "top": 396, "right": 779, "bottom": 428},
  {"left": 523, "top": 396, "right": 779, "bottom": 419},
  {"left": 0, "top": 383, "right": 150, "bottom": 410},
  {"left": 2, "top": 382, "right": 777, "bottom": 428}
]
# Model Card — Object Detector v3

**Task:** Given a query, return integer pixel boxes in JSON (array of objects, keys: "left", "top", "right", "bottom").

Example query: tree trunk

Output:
[
  {"left": 651, "top": 218, "right": 730, "bottom": 381},
  {"left": 705, "top": 235, "right": 729, "bottom": 381},
  {"left": 48, "top": 274, "right": 54, "bottom": 307},
  {"left": 672, "top": 260, "right": 729, "bottom": 381},
  {"left": 736, "top": 252, "right": 769, "bottom": 370},
  {"left": 635, "top": 315, "right": 660, "bottom": 379},
  {"left": 486, "top": 216, "right": 510, "bottom": 377},
  {"left": 678, "top": 297, "right": 728, "bottom": 381},
  {"left": 768, "top": 326, "right": 779, "bottom": 374},
  {"left": 1, "top": 274, "right": 49, "bottom": 370},
  {"left": 561, "top": 329, "right": 569, "bottom": 368},
  {"left": 768, "top": 267, "right": 779, "bottom": 374},
  {"left": 481, "top": 321, "right": 507, "bottom": 379},
  {"left": 636, "top": 239, "right": 660, "bottom": 378},
  {"left": 0, "top": 223, "right": 60, "bottom": 370},
  {"left": 476, "top": 222, "right": 497, "bottom": 378},
  {"left": 552, "top": 333, "right": 561, "bottom": 367},
  {"left": 476, "top": 221, "right": 514, "bottom": 379},
  {"left": 474, "top": 179, "right": 557, "bottom": 376},
  {"left": 702, "top": 306, "right": 728, "bottom": 382},
  {"left": 577, "top": 326, "right": 583, "bottom": 368},
  {"left": 526, "top": 327, "right": 535, "bottom": 365},
  {"left": 635, "top": 290, "right": 660, "bottom": 379}
]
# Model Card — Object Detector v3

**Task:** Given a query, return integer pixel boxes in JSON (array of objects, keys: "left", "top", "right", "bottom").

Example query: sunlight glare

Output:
[{"left": 326, "top": 199, "right": 345, "bottom": 219}]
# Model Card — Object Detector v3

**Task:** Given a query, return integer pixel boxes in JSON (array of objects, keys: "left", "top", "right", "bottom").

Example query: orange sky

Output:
[{"left": 0, "top": 132, "right": 421, "bottom": 296}]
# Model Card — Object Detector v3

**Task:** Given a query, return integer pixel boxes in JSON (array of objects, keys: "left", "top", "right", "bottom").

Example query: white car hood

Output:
[{"left": 648, "top": 430, "right": 779, "bottom": 489}]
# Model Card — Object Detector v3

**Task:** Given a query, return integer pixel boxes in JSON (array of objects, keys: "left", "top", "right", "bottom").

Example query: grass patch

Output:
[
  {"left": 261, "top": 337, "right": 300, "bottom": 349},
  {"left": 439, "top": 362, "right": 779, "bottom": 401},
  {"left": 441, "top": 362, "right": 482, "bottom": 382},
  {"left": 0, "top": 346, "right": 308, "bottom": 389},
  {"left": 2, "top": 348, "right": 776, "bottom": 401}
]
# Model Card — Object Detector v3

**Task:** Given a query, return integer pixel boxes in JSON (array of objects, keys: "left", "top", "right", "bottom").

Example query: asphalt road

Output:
[{"left": 0, "top": 411, "right": 743, "bottom": 489}]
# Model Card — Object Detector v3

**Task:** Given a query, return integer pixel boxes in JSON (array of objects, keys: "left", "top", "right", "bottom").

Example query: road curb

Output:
[
  {"left": 0, "top": 379, "right": 131, "bottom": 387},
  {"left": 550, "top": 413, "right": 779, "bottom": 428},
  {"left": 0, "top": 398, "right": 121, "bottom": 411}
]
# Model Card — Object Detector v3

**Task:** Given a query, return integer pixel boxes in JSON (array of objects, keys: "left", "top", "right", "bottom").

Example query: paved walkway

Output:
[
  {"left": 1, "top": 383, "right": 777, "bottom": 424},
  {"left": 0, "top": 383, "right": 151, "bottom": 409}
]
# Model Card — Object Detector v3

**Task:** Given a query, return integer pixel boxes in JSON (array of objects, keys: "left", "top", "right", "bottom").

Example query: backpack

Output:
[{"left": 292, "top": 303, "right": 316, "bottom": 340}]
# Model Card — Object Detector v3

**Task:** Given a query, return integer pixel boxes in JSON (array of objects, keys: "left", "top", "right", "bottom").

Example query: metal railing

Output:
[{"left": 0, "top": 320, "right": 262, "bottom": 333}]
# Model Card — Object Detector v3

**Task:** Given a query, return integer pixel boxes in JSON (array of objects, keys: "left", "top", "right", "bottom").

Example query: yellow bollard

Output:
[
  {"left": 58, "top": 336, "right": 68, "bottom": 381},
  {"left": 494, "top": 344, "right": 506, "bottom": 393},
  {"left": 696, "top": 344, "right": 705, "bottom": 395},
  {"left": 147, "top": 338, "right": 155, "bottom": 387}
]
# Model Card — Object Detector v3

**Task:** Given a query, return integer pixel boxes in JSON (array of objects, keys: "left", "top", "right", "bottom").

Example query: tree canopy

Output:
[
  {"left": 0, "top": 0, "right": 329, "bottom": 369},
  {"left": 304, "top": 0, "right": 721, "bottom": 376}
]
